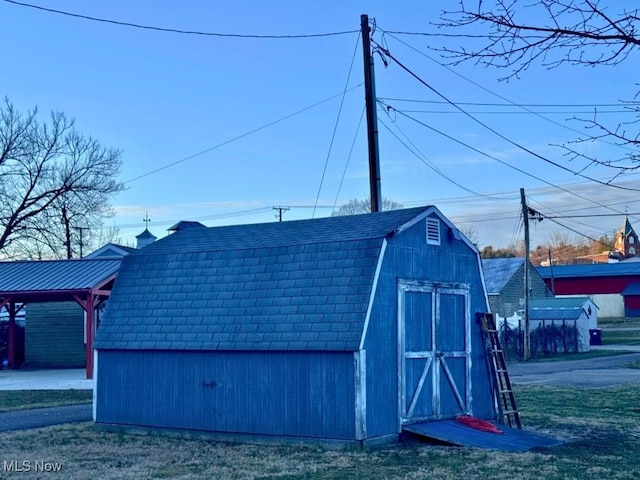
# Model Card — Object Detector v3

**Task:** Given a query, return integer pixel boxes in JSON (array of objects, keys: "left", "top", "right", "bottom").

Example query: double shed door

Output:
[{"left": 398, "top": 282, "right": 471, "bottom": 425}]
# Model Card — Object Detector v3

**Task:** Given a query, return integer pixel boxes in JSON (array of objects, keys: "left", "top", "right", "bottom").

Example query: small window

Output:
[
  {"left": 426, "top": 218, "right": 441, "bottom": 245},
  {"left": 630, "top": 236, "right": 635, "bottom": 244}
]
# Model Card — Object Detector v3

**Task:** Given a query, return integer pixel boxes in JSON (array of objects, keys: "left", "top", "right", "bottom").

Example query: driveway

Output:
[
  {"left": 0, "top": 404, "right": 92, "bottom": 433},
  {"left": 508, "top": 352, "right": 640, "bottom": 387},
  {"left": 0, "top": 368, "right": 93, "bottom": 390}
]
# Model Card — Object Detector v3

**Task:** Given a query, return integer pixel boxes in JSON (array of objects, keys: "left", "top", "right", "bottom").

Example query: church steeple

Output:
[{"left": 614, "top": 215, "right": 638, "bottom": 258}]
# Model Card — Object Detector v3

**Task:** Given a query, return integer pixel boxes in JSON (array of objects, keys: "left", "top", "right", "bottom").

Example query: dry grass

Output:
[
  {"left": 1, "top": 384, "right": 640, "bottom": 479},
  {"left": 0, "top": 390, "right": 92, "bottom": 412}
]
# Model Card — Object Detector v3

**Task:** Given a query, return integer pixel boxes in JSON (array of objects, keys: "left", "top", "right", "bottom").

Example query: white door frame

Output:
[{"left": 397, "top": 280, "right": 471, "bottom": 428}]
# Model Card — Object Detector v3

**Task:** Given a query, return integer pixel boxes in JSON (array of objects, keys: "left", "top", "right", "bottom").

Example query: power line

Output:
[
  {"left": 385, "top": 109, "right": 632, "bottom": 115},
  {"left": 332, "top": 106, "right": 365, "bottom": 213},
  {"left": 378, "top": 115, "right": 502, "bottom": 200},
  {"left": 380, "top": 31, "right": 640, "bottom": 156},
  {"left": 124, "top": 83, "right": 363, "bottom": 184},
  {"left": 3, "top": 0, "right": 358, "bottom": 39},
  {"left": 312, "top": 34, "right": 360, "bottom": 218},
  {"left": 373, "top": 42, "right": 640, "bottom": 190},
  {"left": 377, "top": 97, "right": 633, "bottom": 108},
  {"left": 541, "top": 216, "right": 614, "bottom": 250},
  {"left": 379, "top": 106, "right": 630, "bottom": 218}
]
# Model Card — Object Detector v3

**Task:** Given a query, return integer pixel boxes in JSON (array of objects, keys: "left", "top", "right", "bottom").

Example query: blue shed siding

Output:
[
  {"left": 96, "top": 350, "right": 356, "bottom": 440},
  {"left": 363, "top": 215, "right": 495, "bottom": 438}
]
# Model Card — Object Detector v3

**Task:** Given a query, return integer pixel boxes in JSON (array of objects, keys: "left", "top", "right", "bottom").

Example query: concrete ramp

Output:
[{"left": 403, "top": 420, "right": 562, "bottom": 452}]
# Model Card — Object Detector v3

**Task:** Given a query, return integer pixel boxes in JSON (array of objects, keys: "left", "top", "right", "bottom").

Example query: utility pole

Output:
[
  {"left": 273, "top": 206, "right": 290, "bottom": 222},
  {"left": 361, "top": 14, "right": 382, "bottom": 213},
  {"left": 61, "top": 205, "right": 72, "bottom": 259},
  {"left": 75, "top": 226, "right": 90, "bottom": 258},
  {"left": 520, "top": 188, "right": 530, "bottom": 361}
]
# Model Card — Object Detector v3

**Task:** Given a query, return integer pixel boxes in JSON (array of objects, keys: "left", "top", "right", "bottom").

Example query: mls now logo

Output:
[{"left": 3, "top": 460, "right": 63, "bottom": 472}]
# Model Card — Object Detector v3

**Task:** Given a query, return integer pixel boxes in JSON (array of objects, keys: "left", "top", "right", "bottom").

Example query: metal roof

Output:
[
  {"left": 528, "top": 297, "right": 593, "bottom": 321},
  {"left": 537, "top": 262, "right": 640, "bottom": 279},
  {"left": 481, "top": 258, "right": 523, "bottom": 295},
  {"left": 622, "top": 282, "right": 640, "bottom": 296},
  {"left": 95, "top": 206, "right": 445, "bottom": 352},
  {"left": 0, "top": 258, "right": 121, "bottom": 293},
  {"left": 529, "top": 297, "right": 592, "bottom": 310}
]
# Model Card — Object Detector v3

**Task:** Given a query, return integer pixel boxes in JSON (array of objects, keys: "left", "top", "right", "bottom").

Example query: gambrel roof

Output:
[{"left": 95, "top": 206, "right": 443, "bottom": 352}]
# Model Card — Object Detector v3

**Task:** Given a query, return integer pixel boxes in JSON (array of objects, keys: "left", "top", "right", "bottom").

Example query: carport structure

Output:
[{"left": 0, "top": 258, "right": 121, "bottom": 379}]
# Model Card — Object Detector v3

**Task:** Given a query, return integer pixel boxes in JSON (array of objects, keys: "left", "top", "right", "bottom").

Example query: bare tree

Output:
[
  {"left": 437, "top": 1, "right": 640, "bottom": 170},
  {"left": 458, "top": 224, "right": 480, "bottom": 245},
  {"left": 332, "top": 197, "right": 404, "bottom": 216},
  {"left": 0, "top": 98, "right": 123, "bottom": 259}
]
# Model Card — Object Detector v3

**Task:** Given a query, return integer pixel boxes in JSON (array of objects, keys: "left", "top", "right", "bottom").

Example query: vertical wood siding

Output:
[
  {"left": 96, "top": 350, "right": 356, "bottom": 440},
  {"left": 364, "top": 215, "right": 496, "bottom": 438},
  {"left": 25, "top": 302, "right": 85, "bottom": 367}
]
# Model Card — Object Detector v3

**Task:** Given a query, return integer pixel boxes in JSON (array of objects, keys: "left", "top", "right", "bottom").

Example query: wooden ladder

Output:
[{"left": 478, "top": 312, "right": 522, "bottom": 429}]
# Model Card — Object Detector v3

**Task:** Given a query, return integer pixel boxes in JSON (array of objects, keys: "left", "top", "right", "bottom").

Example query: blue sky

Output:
[{"left": 2, "top": 0, "right": 639, "bottom": 249}]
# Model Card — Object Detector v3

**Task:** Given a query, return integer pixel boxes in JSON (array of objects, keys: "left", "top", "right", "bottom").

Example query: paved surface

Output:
[
  {"left": 0, "top": 369, "right": 93, "bottom": 391},
  {"left": 0, "top": 404, "right": 92, "bottom": 433},
  {"left": 508, "top": 352, "right": 640, "bottom": 387}
]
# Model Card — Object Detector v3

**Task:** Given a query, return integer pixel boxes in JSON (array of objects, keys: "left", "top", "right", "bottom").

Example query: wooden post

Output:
[
  {"left": 520, "top": 188, "right": 530, "bottom": 361},
  {"left": 361, "top": 14, "right": 382, "bottom": 213},
  {"left": 85, "top": 293, "right": 95, "bottom": 379},
  {"left": 7, "top": 301, "right": 16, "bottom": 367}
]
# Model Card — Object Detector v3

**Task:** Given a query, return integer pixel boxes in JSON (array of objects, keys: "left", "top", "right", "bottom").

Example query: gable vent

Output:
[{"left": 426, "top": 218, "right": 441, "bottom": 245}]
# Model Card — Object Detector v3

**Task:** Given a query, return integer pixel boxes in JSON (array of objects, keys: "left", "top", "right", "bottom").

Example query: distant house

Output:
[
  {"left": 482, "top": 258, "right": 552, "bottom": 319},
  {"left": 85, "top": 243, "right": 137, "bottom": 259},
  {"left": 94, "top": 207, "right": 501, "bottom": 445}
]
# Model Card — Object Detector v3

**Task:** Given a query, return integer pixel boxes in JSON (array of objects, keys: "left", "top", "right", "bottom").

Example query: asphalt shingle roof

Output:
[
  {"left": 0, "top": 258, "right": 121, "bottom": 293},
  {"left": 95, "top": 207, "right": 434, "bottom": 352},
  {"left": 481, "top": 258, "right": 524, "bottom": 295}
]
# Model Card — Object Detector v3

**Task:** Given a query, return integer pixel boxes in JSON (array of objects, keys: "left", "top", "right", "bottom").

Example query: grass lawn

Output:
[
  {"left": 602, "top": 330, "right": 640, "bottom": 346},
  {"left": 0, "top": 390, "right": 92, "bottom": 412},
  {"left": 525, "top": 349, "right": 634, "bottom": 363},
  {"left": 599, "top": 317, "right": 640, "bottom": 328},
  {"left": 1, "top": 385, "right": 640, "bottom": 479}
]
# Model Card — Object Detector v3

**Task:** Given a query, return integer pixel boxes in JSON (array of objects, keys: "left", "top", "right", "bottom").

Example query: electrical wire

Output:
[
  {"left": 312, "top": 35, "right": 360, "bottom": 218},
  {"left": 332, "top": 106, "right": 365, "bottom": 213},
  {"left": 372, "top": 42, "right": 640, "bottom": 190},
  {"left": 387, "top": 109, "right": 632, "bottom": 115},
  {"left": 378, "top": 114, "right": 502, "bottom": 200},
  {"left": 379, "top": 31, "right": 640, "bottom": 157},
  {"left": 377, "top": 98, "right": 634, "bottom": 108},
  {"left": 542, "top": 216, "right": 614, "bottom": 249},
  {"left": 124, "top": 83, "right": 363, "bottom": 184},
  {"left": 2, "top": 0, "right": 358, "bottom": 39},
  {"left": 380, "top": 106, "right": 631, "bottom": 221}
]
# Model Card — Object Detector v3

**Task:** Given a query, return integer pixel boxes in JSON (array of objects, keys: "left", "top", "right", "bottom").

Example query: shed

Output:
[
  {"left": 0, "top": 258, "right": 121, "bottom": 377},
  {"left": 94, "top": 206, "right": 499, "bottom": 445},
  {"left": 482, "top": 258, "right": 551, "bottom": 318},
  {"left": 528, "top": 297, "right": 597, "bottom": 353}
]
